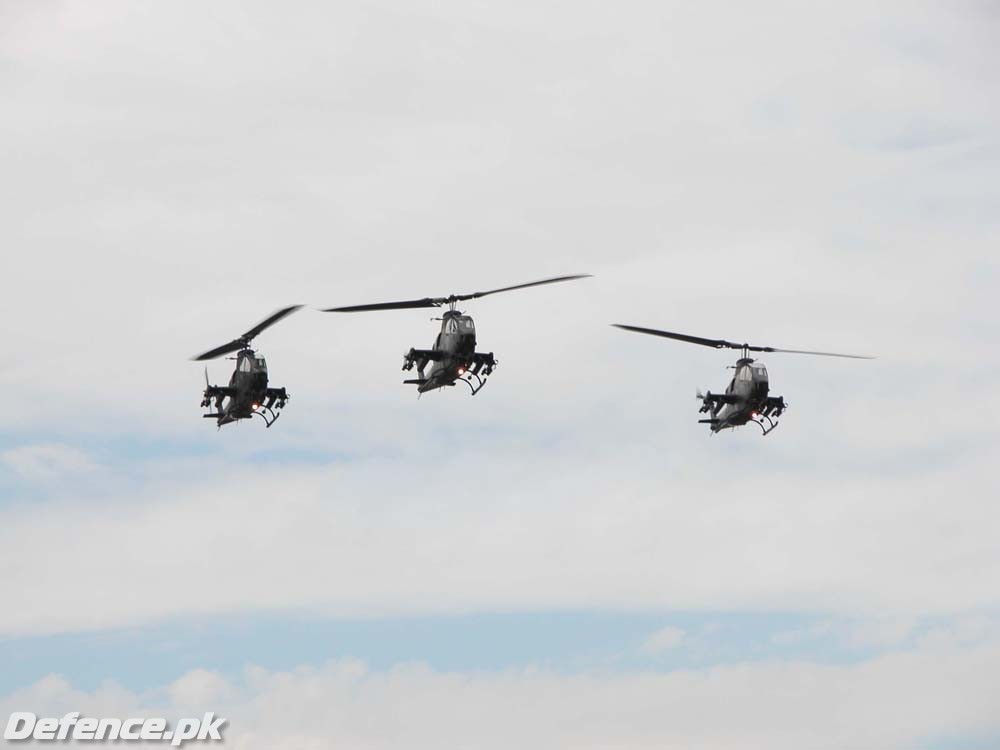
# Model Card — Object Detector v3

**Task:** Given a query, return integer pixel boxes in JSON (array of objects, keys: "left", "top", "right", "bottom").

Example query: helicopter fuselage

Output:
[
  {"left": 403, "top": 310, "right": 497, "bottom": 394},
  {"left": 201, "top": 349, "right": 289, "bottom": 427},
  {"left": 699, "top": 358, "right": 786, "bottom": 434}
]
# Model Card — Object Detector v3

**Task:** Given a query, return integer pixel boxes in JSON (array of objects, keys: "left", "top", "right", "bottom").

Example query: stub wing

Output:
[
  {"left": 697, "top": 390, "right": 740, "bottom": 418},
  {"left": 699, "top": 392, "right": 740, "bottom": 406},
  {"left": 408, "top": 349, "right": 446, "bottom": 362},
  {"left": 203, "top": 385, "right": 236, "bottom": 398},
  {"left": 201, "top": 384, "right": 236, "bottom": 412},
  {"left": 402, "top": 348, "right": 447, "bottom": 375}
]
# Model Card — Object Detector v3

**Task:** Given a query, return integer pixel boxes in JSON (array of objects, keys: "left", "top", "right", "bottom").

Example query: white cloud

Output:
[
  {"left": 845, "top": 618, "right": 917, "bottom": 649},
  {"left": 771, "top": 618, "right": 918, "bottom": 650},
  {"left": 1, "top": 444, "right": 998, "bottom": 637},
  {"left": 166, "top": 669, "right": 234, "bottom": 712},
  {"left": 3, "top": 628, "right": 1000, "bottom": 749},
  {"left": 641, "top": 625, "right": 685, "bottom": 654},
  {"left": 1, "top": 444, "right": 97, "bottom": 481}
]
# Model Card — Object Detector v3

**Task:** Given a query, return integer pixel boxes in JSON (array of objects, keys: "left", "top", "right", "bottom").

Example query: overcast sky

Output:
[{"left": 2, "top": 0, "right": 999, "bottom": 747}]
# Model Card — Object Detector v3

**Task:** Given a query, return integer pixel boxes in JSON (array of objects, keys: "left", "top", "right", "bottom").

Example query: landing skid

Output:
[
  {"left": 458, "top": 371, "right": 489, "bottom": 395},
  {"left": 253, "top": 404, "right": 283, "bottom": 428},
  {"left": 751, "top": 414, "right": 779, "bottom": 436}
]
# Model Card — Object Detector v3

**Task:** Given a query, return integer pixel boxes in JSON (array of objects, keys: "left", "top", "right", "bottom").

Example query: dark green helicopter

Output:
[
  {"left": 324, "top": 275, "right": 591, "bottom": 395},
  {"left": 612, "top": 324, "right": 872, "bottom": 435},
  {"left": 192, "top": 305, "right": 302, "bottom": 427}
]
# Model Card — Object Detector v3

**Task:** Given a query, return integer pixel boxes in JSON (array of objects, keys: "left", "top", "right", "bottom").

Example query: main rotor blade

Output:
[
  {"left": 192, "top": 339, "right": 247, "bottom": 361},
  {"left": 454, "top": 274, "right": 592, "bottom": 302},
  {"left": 612, "top": 324, "right": 874, "bottom": 359},
  {"left": 611, "top": 324, "right": 743, "bottom": 350},
  {"left": 323, "top": 275, "right": 591, "bottom": 312},
  {"left": 191, "top": 304, "right": 303, "bottom": 361},
  {"left": 322, "top": 298, "right": 440, "bottom": 313},
  {"left": 762, "top": 347, "right": 875, "bottom": 360},
  {"left": 240, "top": 304, "right": 304, "bottom": 340}
]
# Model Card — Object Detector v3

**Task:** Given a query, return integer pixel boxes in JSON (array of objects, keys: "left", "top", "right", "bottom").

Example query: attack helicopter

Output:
[
  {"left": 612, "top": 324, "right": 872, "bottom": 435},
  {"left": 324, "top": 275, "right": 591, "bottom": 395},
  {"left": 192, "top": 305, "right": 302, "bottom": 428}
]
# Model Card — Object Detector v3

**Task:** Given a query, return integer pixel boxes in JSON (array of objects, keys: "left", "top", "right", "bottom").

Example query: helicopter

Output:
[
  {"left": 192, "top": 305, "right": 303, "bottom": 428},
  {"left": 612, "top": 324, "right": 873, "bottom": 435},
  {"left": 323, "top": 275, "right": 591, "bottom": 395}
]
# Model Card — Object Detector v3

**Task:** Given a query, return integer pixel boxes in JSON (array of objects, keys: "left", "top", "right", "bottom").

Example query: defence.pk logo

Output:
[{"left": 4, "top": 712, "right": 227, "bottom": 745}]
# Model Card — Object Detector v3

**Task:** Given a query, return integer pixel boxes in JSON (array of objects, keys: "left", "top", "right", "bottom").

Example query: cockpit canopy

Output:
[
  {"left": 445, "top": 316, "right": 476, "bottom": 335},
  {"left": 737, "top": 363, "right": 768, "bottom": 382},
  {"left": 238, "top": 354, "right": 267, "bottom": 372}
]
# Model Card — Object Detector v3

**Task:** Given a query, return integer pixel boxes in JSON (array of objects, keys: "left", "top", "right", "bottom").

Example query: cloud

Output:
[
  {"left": 640, "top": 625, "right": 685, "bottom": 655},
  {"left": 1, "top": 444, "right": 97, "bottom": 481},
  {"left": 1, "top": 442, "right": 998, "bottom": 638},
  {"left": 166, "top": 669, "right": 234, "bottom": 711},
  {"left": 3, "top": 627, "right": 1000, "bottom": 749},
  {"left": 845, "top": 618, "right": 917, "bottom": 649}
]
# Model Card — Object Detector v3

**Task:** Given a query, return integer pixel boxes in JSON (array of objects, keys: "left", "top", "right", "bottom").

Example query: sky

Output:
[{"left": 1, "top": 0, "right": 999, "bottom": 747}]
